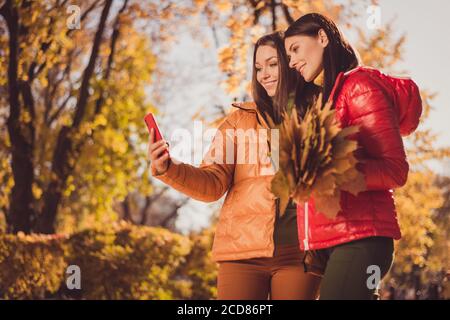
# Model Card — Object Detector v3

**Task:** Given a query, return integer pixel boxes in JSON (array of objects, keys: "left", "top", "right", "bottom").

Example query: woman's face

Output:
[
  {"left": 284, "top": 30, "right": 328, "bottom": 82},
  {"left": 255, "top": 45, "right": 279, "bottom": 97}
]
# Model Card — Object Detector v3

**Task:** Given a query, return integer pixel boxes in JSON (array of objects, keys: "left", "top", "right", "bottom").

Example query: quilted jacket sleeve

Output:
[
  {"left": 151, "top": 113, "right": 237, "bottom": 202},
  {"left": 341, "top": 72, "right": 409, "bottom": 190}
]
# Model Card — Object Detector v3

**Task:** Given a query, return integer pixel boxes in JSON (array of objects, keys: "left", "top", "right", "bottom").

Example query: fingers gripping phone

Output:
[{"left": 144, "top": 113, "right": 169, "bottom": 155}]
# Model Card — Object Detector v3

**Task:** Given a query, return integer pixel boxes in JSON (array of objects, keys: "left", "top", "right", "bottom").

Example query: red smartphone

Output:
[{"left": 144, "top": 112, "right": 169, "bottom": 155}]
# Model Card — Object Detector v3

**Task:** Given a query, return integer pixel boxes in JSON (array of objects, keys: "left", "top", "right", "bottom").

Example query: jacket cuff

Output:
[{"left": 151, "top": 158, "right": 180, "bottom": 181}]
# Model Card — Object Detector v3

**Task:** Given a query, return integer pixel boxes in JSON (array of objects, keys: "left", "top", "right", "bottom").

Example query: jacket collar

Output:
[
  {"left": 231, "top": 101, "right": 257, "bottom": 111},
  {"left": 328, "top": 66, "right": 368, "bottom": 103},
  {"left": 328, "top": 71, "right": 346, "bottom": 103},
  {"left": 231, "top": 101, "right": 270, "bottom": 129},
  {"left": 313, "top": 69, "right": 325, "bottom": 87}
]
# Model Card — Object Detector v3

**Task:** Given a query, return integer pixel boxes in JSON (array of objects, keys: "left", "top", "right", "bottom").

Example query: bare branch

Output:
[
  {"left": 270, "top": 0, "right": 277, "bottom": 31},
  {"left": 159, "top": 198, "right": 190, "bottom": 228},
  {"left": 282, "top": 3, "right": 294, "bottom": 25},
  {"left": 139, "top": 186, "right": 169, "bottom": 225}
]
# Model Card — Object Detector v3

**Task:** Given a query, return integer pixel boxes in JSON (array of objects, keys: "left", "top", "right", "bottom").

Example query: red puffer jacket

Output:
[{"left": 297, "top": 66, "right": 422, "bottom": 250}]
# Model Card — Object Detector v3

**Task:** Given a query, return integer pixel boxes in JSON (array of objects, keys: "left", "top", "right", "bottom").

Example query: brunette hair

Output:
[
  {"left": 284, "top": 13, "right": 359, "bottom": 116},
  {"left": 251, "top": 32, "right": 299, "bottom": 125}
]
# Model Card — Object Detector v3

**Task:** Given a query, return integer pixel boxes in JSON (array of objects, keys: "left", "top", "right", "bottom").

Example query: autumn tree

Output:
[{"left": 0, "top": 0, "right": 200, "bottom": 234}]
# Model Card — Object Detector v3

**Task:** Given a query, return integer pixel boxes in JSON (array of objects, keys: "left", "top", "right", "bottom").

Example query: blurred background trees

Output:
[{"left": 0, "top": 0, "right": 448, "bottom": 299}]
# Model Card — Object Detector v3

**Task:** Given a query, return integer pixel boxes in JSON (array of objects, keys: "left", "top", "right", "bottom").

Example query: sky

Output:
[
  {"left": 377, "top": 0, "right": 450, "bottom": 147},
  {"left": 342, "top": 0, "right": 450, "bottom": 175},
  {"left": 155, "top": 0, "right": 450, "bottom": 233}
]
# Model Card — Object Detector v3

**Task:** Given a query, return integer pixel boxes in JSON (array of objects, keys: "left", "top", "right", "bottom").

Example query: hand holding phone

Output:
[{"left": 145, "top": 113, "right": 170, "bottom": 175}]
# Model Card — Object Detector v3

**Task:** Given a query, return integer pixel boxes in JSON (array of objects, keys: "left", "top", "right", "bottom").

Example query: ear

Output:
[{"left": 318, "top": 29, "right": 329, "bottom": 48}]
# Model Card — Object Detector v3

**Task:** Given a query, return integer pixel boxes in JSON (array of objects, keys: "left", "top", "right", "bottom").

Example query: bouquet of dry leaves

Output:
[{"left": 265, "top": 94, "right": 366, "bottom": 219}]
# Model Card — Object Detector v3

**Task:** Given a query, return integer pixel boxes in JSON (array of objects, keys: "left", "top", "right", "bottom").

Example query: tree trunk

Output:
[
  {"left": 1, "top": 0, "right": 36, "bottom": 234},
  {"left": 270, "top": 0, "right": 277, "bottom": 31},
  {"left": 36, "top": 0, "right": 113, "bottom": 234}
]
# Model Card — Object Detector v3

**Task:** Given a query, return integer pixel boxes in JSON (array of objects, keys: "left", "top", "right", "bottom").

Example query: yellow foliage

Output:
[
  {"left": 389, "top": 171, "right": 444, "bottom": 275},
  {"left": 0, "top": 223, "right": 220, "bottom": 299}
]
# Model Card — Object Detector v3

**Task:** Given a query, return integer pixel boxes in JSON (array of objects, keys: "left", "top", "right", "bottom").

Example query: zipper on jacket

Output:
[
  {"left": 303, "top": 201, "right": 309, "bottom": 250},
  {"left": 272, "top": 198, "right": 279, "bottom": 257}
]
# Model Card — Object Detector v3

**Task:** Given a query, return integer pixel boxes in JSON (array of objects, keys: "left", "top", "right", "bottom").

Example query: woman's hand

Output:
[{"left": 148, "top": 128, "right": 170, "bottom": 175}]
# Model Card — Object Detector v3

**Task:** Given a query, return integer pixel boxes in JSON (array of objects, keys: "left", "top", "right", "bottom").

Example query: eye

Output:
[
  {"left": 269, "top": 62, "right": 278, "bottom": 68},
  {"left": 255, "top": 67, "right": 262, "bottom": 72},
  {"left": 293, "top": 46, "right": 299, "bottom": 53}
]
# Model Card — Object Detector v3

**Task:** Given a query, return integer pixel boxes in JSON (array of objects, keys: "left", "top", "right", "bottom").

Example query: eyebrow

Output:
[
  {"left": 255, "top": 56, "right": 277, "bottom": 65},
  {"left": 288, "top": 41, "right": 298, "bottom": 52}
]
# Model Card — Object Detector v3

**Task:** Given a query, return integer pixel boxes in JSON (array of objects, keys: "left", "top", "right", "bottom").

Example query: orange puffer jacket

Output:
[{"left": 152, "top": 102, "right": 281, "bottom": 262}]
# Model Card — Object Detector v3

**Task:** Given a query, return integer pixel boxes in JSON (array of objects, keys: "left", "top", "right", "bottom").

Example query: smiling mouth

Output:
[
  {"left": 297, "top": 64, "right": 306, "bottom": 74},
  {"left": 263, "top": 80, "right": 277, "bottom": 86}
]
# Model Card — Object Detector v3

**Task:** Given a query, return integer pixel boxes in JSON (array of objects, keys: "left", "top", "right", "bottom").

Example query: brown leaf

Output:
[
  {"left": 271, "top": 171, "right": 290, "bottom": 217},
  {"left": 312, "top": 174, "right": 336, "bottom": 197},
  {"left": 339, "top": 171, "right": 367, "bottom": 196},
  {"left": 313, "top": 190, "right": 342, "bottom": 219}
]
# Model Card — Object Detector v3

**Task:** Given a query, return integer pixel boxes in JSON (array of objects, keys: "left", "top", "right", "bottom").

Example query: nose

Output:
[
  {"left": 262, "top": 68, "right": 270, "bottom": 80},
  {"left": 289, "top": 58, "right": 298, "bottom": 69}
]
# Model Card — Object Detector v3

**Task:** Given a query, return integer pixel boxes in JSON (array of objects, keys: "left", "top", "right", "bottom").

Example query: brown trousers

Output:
[{"left": 217, "top": 244, "right": 321, "bottom": 300}]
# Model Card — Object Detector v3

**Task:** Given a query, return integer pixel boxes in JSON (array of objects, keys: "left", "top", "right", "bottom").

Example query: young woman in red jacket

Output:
[{"left": 283, "top": 13, "right": 422, "bottom": 299}]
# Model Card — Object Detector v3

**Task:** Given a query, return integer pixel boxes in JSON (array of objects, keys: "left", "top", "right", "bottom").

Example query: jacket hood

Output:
[
  {"left": 343, "top": 67, "right": 423, "bottom": 137},
  {"left": 379, "top": 70, "right": 422, "bottom": 136}
]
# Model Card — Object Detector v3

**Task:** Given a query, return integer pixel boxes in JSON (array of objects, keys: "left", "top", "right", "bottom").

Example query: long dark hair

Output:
[
  {"left": 252, "top": 32, "right": 298, "bottom": 125},
  {"left": 284, "top": 13, "right": 359, "bottom": 116}
]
